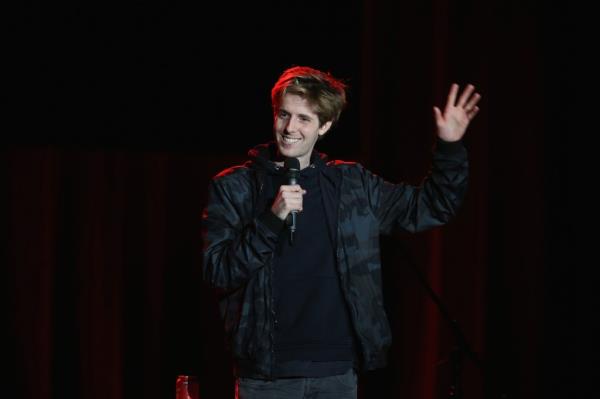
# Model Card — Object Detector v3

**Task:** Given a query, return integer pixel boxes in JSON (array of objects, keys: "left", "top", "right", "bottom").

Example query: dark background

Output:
[{"left": 4, "top": 1, "right": 573, "bottom": 398}]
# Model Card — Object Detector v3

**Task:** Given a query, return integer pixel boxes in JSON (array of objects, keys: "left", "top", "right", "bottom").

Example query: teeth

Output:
[{"left": 283, "top": 136, "right": 301, "bottom": 144}]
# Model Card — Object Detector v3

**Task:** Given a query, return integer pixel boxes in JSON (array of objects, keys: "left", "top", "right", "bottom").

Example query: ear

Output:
[{"left": 318, "top": 120, "right": 333, "bottom": 136}]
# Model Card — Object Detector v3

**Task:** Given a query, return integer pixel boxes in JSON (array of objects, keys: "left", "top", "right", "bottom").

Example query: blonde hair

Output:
[{"left": 271, "top": 66, "right": 348, "bottom": 127}]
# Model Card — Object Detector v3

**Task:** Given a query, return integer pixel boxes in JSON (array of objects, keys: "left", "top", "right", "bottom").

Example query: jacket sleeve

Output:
[
  {"left": 363, "top": 138, "right": 469, "bottom": 234},
  {"left": 201, "top": 174, "right": 285, "bottom": 290}
]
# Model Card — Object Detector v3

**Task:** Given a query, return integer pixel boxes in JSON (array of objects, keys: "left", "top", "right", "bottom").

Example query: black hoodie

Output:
[{"left": 245, "top": 142, "right": 359, "bottom": 378}]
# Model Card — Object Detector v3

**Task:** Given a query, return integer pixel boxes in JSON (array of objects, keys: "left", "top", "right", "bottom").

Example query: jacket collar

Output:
[{"left": 247, "top": 141, "right": 328, "bottom": 174}]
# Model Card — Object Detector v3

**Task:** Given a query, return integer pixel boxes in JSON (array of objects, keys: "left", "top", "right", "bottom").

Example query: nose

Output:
[{"left": 285, "top": 116, "right": 300, "bottom": 133}]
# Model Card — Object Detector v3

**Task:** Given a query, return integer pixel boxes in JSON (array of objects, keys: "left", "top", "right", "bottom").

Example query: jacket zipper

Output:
[{"left": 257, "top": 173, "right": 275, "bottom": 378}]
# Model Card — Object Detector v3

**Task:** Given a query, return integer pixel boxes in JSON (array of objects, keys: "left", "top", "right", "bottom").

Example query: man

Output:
[{"left": 202, "top": 66, "right": 481, "bottom": 398}]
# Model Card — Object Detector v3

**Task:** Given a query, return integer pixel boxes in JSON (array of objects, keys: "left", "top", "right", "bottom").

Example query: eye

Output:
[{"left": 278, "top": 110, "right": 289, "bottom": 119}]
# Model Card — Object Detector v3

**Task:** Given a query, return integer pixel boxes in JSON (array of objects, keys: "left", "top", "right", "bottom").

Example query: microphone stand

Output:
[{"left": 397, "top": 244, "right": 483, "bottom": 399}]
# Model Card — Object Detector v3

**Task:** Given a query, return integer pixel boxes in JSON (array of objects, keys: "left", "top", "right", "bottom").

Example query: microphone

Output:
[{"left": 283, "top": 157, "right": 300, "bottom": 245}]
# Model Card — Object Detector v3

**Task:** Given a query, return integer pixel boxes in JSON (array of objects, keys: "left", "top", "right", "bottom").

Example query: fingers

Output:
[
  {"left": 445, "top": 83, "right": 482, "bottom": 121},
  {"left": 278, "top": 184, "right": 306, "bottom": 194},
  {"left": 277, "top": 185, "right": 306, "bottom": 212},
  {"left": 445, "top": 83, "right": 459, "bottom": 113},
  {"left": 280, "top": 190, "right": 304, "bottom": 204},
  {"left": 467, "top": 106, "right": 480, "bottom": 120},
  {"left": 456, "top": 84, "right": 475, "bottom": 108},
  {"left": 464, "top": 92, "right": 482, "bottom": 112}
]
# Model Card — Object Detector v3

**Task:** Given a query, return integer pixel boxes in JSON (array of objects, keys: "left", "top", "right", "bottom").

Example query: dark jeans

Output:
[{"left": 235, "top": 368, "right": 357, "bottom": 399}]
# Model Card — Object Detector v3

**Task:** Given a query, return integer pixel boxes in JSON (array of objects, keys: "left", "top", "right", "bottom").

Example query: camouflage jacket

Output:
[{"left": 202, "top": 139, "right": 468, "bottom": 378}]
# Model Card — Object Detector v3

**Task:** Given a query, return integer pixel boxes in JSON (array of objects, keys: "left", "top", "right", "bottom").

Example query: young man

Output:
[{"left": 202, "top": 66, "right": 481, "bottom": 398}]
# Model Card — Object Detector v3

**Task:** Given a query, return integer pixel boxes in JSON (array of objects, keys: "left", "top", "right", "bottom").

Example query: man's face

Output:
[{"left": 274, "top": 93, "right": 332, "bottom": 169}]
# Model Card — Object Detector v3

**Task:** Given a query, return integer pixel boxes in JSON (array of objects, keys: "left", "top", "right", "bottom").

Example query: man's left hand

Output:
[{"left": 433, "top": 83, "right": 481, "bottom": 142}]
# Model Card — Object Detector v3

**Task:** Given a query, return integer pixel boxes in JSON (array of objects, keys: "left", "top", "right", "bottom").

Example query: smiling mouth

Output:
[{"left": 282, "top": 135, "right": 302, "bottom": 144}]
